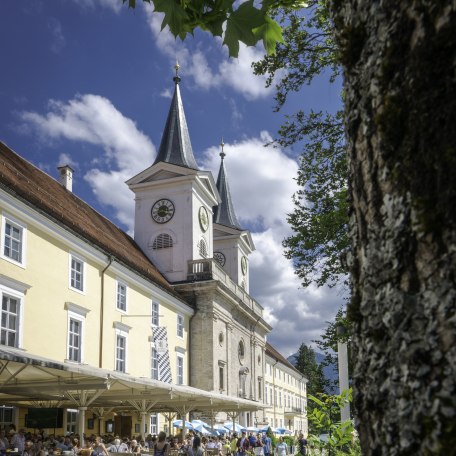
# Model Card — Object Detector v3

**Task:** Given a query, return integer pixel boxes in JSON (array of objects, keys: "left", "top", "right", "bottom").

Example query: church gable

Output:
[{"left": 126, "top": 162, "right": 197, "bottom": 188}]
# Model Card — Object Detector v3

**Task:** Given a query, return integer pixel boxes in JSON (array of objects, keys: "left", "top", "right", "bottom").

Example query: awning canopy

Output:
[{"left": 0, "top": 347, "right": 263, "bottom": 414}]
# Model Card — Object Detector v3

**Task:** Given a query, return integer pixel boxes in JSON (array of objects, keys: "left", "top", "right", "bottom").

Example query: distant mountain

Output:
[{"left": 287, "top": 351, "right": 339, "bottom": 393}]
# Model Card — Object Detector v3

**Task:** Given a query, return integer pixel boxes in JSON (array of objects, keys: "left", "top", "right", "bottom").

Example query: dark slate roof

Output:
[
  {"left": 152, "top": 77, "right": 199, "bottom": 170},
  {"left": 213, "top": 154, "right": 242, "bottom": 230},
  {"left": 266, "top": 342, "right": 303, "bottom": 377},
  {"left": 0, "top": 141, "right": 180, "bottom": 298}
]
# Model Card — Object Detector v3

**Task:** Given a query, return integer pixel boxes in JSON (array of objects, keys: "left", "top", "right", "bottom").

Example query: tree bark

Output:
[{"left": 329, "top": 1, "right": 456, "bottom": 454}]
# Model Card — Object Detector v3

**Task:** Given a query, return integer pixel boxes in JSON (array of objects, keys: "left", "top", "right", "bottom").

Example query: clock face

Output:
[
  {"left": 214, "top": 251, "right": 226, "bottom": 267},
  {"left": 241, "top": 256, "right": 247, "bottom": 275},
  {"left": 199, "top": 206, "right": 209, "bottom": 232},
  {"left": 151, "top": 199, "right": 175, "bottom": 224}
]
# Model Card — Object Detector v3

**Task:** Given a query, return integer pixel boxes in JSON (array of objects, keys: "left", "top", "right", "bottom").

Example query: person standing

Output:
[
  {"left": 10, "top": 429, "right": 26, "bottom": 454},
  {"left": 274, "top": 437, "right": 288, "bottom": 456},
  {"left": 154, "top": 432, "right": 170, "bottom": 456},
  {"left": 236, "top": 432, "right": 249, "bottom": 456},
  {"left": 297, "top": 433, "right": 307, "bottom": 456},
  {"left": 261, "top": 434, "right": 271, "bottom": 456}
]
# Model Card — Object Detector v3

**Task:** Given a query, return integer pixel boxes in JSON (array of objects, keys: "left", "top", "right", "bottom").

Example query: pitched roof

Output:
[
  {"left": 152, "top": 77, "right": 199, "bottom": 170},
  {"left": 213, "top": 152, "right": 242, "bottom": 230},
  {"left": 266, "top": 342, "right": 303, "bottom": 377},
  {"left": 0, "top": 141, "right": 179, "bottom": 298}
]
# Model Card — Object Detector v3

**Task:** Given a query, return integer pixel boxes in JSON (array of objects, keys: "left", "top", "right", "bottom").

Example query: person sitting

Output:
[
  {"left": 129, "top": 440, "right": 141, "bottom": 454},
  {"left": 186, "top": 437, "right": 203, "bottom": 456},
  {"left": 107, "top": 439, "right": 129, "bottom": 453}
]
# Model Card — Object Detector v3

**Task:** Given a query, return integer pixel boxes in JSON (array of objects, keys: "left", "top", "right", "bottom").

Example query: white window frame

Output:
[
  {"left": 64, "top": 303, "right": 89, "bottom": 363},
  {"left": 69, "top": 253, "right": 86, "bottom": 294},
  {"left": 67, "top": 313, "right": 84, "bottom": 363},
  {"left": 151, "top": 301, "right": 159, "bottom": 327},
  {"left": 151, "top": 345, "right": 159, "bottom": 380},
  {"left": 177, "top": 314, "right": 184, "bottom": 338},
  {"left": 1, "top": 213, "right": 27, "bottom": 268},
  {"left": 0, "top": 290, "right": 23, "bottom": 348},
  {"left": 116, "top": 280, "right": 128, "bottom": 312},
  {"left": 66, "top": 409, "right": 78, "bottom": 434},
  {"left": 176, "top": 354, "right": 184, "bottom": 385},
  {"left": 150, "top": 414, "right": 158, "bottom": 435},
  {"left": 114, "top": 324, "right": 130, "bottom": 373}
]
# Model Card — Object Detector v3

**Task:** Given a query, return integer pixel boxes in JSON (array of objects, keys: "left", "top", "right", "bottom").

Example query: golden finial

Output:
[{"left": 173, "top": 61, "right": 181, "bottom": 84}]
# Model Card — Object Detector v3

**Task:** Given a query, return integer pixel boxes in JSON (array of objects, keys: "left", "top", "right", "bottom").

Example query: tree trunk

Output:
[{"left": 329, "top": 1, "right": 456, "bottom": 454}]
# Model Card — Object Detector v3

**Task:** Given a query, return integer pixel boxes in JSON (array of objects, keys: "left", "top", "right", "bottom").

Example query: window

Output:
[
  {"left": 151, "top": 347, "right": 159, "bottom": 380},
  {"left": 1, "top": 294, "right": 20, "bottom": 347},
  {"left": 0, "top": 407, "right": 14, "bottom": 428},
  {"left": 177, "top": 314, "right": 184, "bottom": 338},
  {"left": 116, "top": 334, "right": 127, "bottom": 372},
  {"left": 68, "top": 318, "right": 82, "bottom": 362},
  {"left": 238, "top": 340, "right": 245, "bottom": 360},
  {"left": 258, "top": 377, "right": 262, "bottom": 399},
  {"left": 66, "top": 410, "right": 78, "bottom": 434},
  {"left": 150, "top": 414, "right": 158, "bottom": 434},
  {"left": 65, "top": 303, "right": 89, "bottom": 362},
  {"left": 116, "top": 281, "right": 127, "bottom": 312},
  {"left": 2, "top": 216, "right": 26, "bottom": 265},
  {"left": 176, "top": 354, "right": 184, "bottom": 385},
  {"left": 69, "top": 254, "right": 85, "bottom": 292},
  {"left": 264, "top": 385, "right": 268, "bottom": 404},
  {"left": 198, "top": 238, "right": 208, "bottom": 258},
  {"left": 152, "top": 233, "right": 173, "bottom": 250},
  {"left": 219, "top": 365, "right": 224, "bottom": 391},
  {"left": 151, "top": 301, "right": 159, "bottom": 326},
  {"left": 279, "top": 391, "right": 282, "bottom": 407}
]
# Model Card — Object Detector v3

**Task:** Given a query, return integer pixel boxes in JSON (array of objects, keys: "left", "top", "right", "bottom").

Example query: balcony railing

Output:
[
  {"left": 187, "top": 259, "right": 263, "bottom": 317},
  {"left": 284, "top": 406, "right": 304, "bottom": 415}
]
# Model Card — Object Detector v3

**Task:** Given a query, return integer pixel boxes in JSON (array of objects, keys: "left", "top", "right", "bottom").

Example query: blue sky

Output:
[{"left": 0, "top": 0, "right": 344, "bottom": 357}]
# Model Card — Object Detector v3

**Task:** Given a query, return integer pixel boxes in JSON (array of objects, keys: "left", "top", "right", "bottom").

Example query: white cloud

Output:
[
  {"left": 160, "top": 88, "right": 172, "bottom": 99},
  {"left": 69, "top": 0, "right": 122, "bottom": 13},
  {"left": 19, "top": 94, "right": 155, "bottom": 228},
  {"left": 48, "top": 18, "right": 66, "bottom": 54},
  {"left": 144, "top": 9, "right": 272, "bottom": 100},
  {"left": 58, "top": 153, "right": 78, "bottom": 170},
  {"left": 200, "top": 132, "right": 298, "bottom": 230}
]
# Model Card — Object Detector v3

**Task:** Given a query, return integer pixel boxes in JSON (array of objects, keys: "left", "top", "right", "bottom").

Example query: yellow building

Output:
[
  {"left": 261, "top": 343, "right": 307, "bottom": 435},
  {"left": 0, "top": 75, "right": 307, "bottom": 438}
]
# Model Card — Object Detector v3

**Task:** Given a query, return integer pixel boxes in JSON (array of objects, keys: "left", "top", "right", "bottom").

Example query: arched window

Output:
[
  {"left": 152, "top": 233, "right": 173, "bottom": 250},
  {"left": 198, "top": 238, "right": 208, "bottom": 258}
]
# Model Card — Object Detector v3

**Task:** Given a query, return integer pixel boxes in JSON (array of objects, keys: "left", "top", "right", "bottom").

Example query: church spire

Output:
[
  {"left": 152, "top": 63, "right": 199, "bottom": 170},
  {"left": 213, "top": 140, "right": 242, "bottom": 230}
]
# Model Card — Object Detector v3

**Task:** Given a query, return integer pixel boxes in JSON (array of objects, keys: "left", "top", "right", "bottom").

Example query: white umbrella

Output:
[
  {"left": 173, "top": 420, "right": 194, "bottom": 429},
  {"left": 192, "top": 419, "right": 210, "bottom": 428},
  {"left": 193, "top": 423, "right": 211, "bottom": 435},
  {"left": 224, "top": 422, "right": 246, "bottom": 433}
]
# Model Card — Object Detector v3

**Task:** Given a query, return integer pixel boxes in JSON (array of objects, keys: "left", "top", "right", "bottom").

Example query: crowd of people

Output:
[{"left": 0, "top": 426, "right": 308, "bottom": 456}]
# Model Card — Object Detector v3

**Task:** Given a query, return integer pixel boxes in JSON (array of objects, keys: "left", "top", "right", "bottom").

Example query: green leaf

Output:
[
  {"left": 308, "top": 394, "right": 325, "bottom": 407},
  {"left": 204, "top": 17, "right": 225, "bottom": 37},
  {"left": 153, "top": 0, "right": 191, "bottom": 37},
  {"left": 223, "top": 0, "right": 264, "bottom": 57},
  {"left": 253, "top": 15, "right": 283, "bottom": 55}
]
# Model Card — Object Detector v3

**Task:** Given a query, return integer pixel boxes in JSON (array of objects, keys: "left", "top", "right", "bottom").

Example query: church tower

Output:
[
  {"left": 126, "top": 66, "right": 220, "bottom": 282},
  {"left": 213, "top": 141, "right": 255, "bottom": 292}
]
